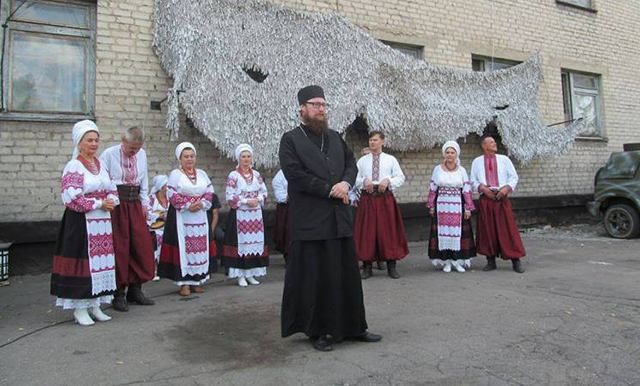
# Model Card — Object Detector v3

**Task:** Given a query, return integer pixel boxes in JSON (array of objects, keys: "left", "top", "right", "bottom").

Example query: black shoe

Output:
[
  {"left": 387, "top": 261, "right": 400, "bottom": 279},
  {"left": 512, "top": 258, "right": 525, "bottom": 273},
  {"left": 112, "top": 290, "right": 129, "bottom": 312},
  {"left": 310, "top": 336, "right": 333, "bottom": 352},
  {"left": 126, "top": 284, "right": 155, "bottom": 305},
  {"left": 375, "top": 261, "right": 385, "bottom": 270},
  {"left": 352, "top": 331, "right": 382, "bottom": 343},
  {"left": 482, "top": 256, "right": 497, "bottom": 271},
  {"left": 361, "top": 262, "right": 373, "bottom": 280}
]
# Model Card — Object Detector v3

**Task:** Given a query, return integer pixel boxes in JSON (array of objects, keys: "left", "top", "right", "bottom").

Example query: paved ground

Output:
[{"left": 1, "top": 224, "right": 639, "bottom": 386}]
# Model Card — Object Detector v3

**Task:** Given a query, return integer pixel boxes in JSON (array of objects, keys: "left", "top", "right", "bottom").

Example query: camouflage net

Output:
[{"left": 153, "top": 0, "right": 583, "bottom": 167}]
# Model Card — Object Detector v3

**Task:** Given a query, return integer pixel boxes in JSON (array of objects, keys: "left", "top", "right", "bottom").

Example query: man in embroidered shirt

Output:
[
  {"left": 354, "top": 131, "right": 409, "bottom": 279},
  {"left": 470, "top": 135, "right": 526, "bottom": 273},
  {"left": 100, "top": 126, "right": 156, "bottom": 311},
  {"left": 279, "top": 85, "right": 381, "bottom": 352}
]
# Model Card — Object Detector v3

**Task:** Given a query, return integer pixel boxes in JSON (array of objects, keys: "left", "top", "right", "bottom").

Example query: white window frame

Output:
[
  {"left": 381, "top": 40, "right": 423, "bottom": 60},
  {"left": 556, "top": 0, "right": 596, "bottom": 12},
  {"left": 0, "top": 0, "right": 96, "bottom": 122},
  {"left": 471, "top": 55, "right": 520, "bottom": 72},
  {"left": 561, "top": 69, "right": 603, "bottom": 138}
]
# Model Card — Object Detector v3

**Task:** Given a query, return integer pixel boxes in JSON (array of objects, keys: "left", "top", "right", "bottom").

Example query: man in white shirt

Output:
[
  {"left": 470, "top": 135, "right": 526, "bottom": 273},
  {"left": 100, "top": 126, "right": 156, "bottom": 311},
  {"left": 354, "top": 131, "right": 409, "bottom": 279},
  {"left": 271, "top": 169, "right": 289, "bottom": 261}
]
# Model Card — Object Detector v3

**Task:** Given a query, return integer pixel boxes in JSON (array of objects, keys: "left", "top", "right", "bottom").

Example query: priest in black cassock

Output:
[{"left": 279, "top": 85, "right": 382, "bottom": 352}]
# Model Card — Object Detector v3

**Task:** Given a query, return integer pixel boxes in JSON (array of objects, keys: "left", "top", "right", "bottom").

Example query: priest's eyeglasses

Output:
[{"left": 305, "top": 101, "right": 329, "bottom": 110}]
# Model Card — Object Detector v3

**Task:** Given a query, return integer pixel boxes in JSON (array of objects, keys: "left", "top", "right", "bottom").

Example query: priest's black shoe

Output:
[
  {"left": 512, "top": 258, "right": 525, "bottom": 273},
  {"left": 352, "top": 331, "right": 382, "bottom": 343},
  {"left": 112, "top": 291, "right": 129, "bottom": 312},
  {"left": 387, "top": 261, "right": 400, "bottom": 279},
  {"left": 126, "top": 284, "right": 155, "bottom": 305},
  {"left": 482, "top": 256, "right": 497, "bottom": 271},
  {"left": 361, "top": 262, "right": 373, "bottom": 280},
  {"left": 310, "top": 336, "right": 333, "bottom": 352}
]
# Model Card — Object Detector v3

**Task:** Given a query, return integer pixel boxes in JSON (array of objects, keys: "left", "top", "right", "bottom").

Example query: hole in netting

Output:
[{"left": 242, "top": 65, "right": 268, "bottom": 83}]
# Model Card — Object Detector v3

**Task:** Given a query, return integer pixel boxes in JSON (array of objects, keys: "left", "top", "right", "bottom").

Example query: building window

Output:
[
  {"left": 0, "top": 0, "right": 96, "bottom": 120},
  {"left": 381, "top": 41, "right": 423, "bottom": 60},
  {"left": 561, "top": 70, "right": 602, "bottom": 137},
  {"left": 556, "top": 0, "right": 596, "bottom": 12},
  {"left": 471, "top": 55, "right": 520, "bottom": 72}
]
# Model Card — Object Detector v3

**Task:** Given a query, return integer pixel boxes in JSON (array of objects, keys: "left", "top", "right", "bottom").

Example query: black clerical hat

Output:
[{"left": 297, "top": 85, "right": 325, "bottom": 105}]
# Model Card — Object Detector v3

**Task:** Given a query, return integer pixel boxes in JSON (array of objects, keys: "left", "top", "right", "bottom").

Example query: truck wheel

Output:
[{"left": 604, "top": 204, "right": 640, "bottom": 239}]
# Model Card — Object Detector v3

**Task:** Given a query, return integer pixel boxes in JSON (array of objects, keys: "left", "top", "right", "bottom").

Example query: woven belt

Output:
[{"left": 117, "top": 185, "right": 141, "bottom": 201}]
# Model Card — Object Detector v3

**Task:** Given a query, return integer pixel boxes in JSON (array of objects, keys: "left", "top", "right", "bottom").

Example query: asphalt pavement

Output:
[{"left": 1, "top": 224, "right": 639, "bottom": 386}]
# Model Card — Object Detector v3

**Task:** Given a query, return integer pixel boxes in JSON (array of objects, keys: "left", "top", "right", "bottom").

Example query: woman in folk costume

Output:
[
  {"left": 222, "top": 144, "right": 269, "bottom": 287},
  {"left": 50, "top": 120, "right": 119, "bottom": 326},
  {"left": 147, "top": 174, "right": 169, "bottom": 280},
  {"left": 157, "top": 142, "right": 219, "bottom": 296},
  {"left": 426, "top": 140, "right": 476, "bottom": 273}
]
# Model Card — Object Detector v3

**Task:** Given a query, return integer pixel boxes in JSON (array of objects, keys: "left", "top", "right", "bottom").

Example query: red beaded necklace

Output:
[{"left": 78, "top": 155, "right": 100, "bottom": 175}]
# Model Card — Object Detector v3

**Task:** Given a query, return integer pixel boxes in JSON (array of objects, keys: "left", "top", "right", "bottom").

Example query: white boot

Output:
[
  {"left": 73, "top": 308, "right": 95, "bottom": 326},
  {"left": 238, "top": 277, "right": 248, "bottom": 287},
  {"left": 246, "top": 276, "right": 260, "bottom": 285},
  {"left": 89, "top": 306, "right": 112, "bottom": 322},
  {"left": 452, "top": 261, "right": 466, "bottom": 273},
  {"left": 443, "top": 262, "right": 452, "bottom": 273}
]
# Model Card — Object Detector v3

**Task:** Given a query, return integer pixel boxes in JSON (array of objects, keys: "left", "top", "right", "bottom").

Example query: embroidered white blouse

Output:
[
  {"left": 355, "top": 152, "right": 405, "bottom": 191},
  {"left": 470, "top": 154, "right": 519, "bottom": 193},
  {"left": 99, "top": 144, "right": 150, "bottom": 206}
]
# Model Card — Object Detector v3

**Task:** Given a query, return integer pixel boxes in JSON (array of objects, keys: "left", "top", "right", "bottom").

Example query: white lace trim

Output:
[
  {"left": 430, "top": 258, "right": 472, "bottom": 268},
  {"left": 228, "top": 267, "right": 267, "bottom": 278},
  {"left": 175, "top": 275, "right": 210, "bottom": 286},
  {"left": 55, "top": 295, "right": 113, "bottom": 310}
]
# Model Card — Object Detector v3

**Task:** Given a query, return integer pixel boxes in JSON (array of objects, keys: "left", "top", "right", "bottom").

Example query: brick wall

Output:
[{"left": 1, "top": 0, "right": 638, "bottom": 223}]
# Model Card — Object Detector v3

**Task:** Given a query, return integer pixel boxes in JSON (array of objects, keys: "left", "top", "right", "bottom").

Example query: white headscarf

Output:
[
  {"left": 442, "top": 140, "right": 461, "bottom": 165},
  {"left": 175, "top": 142, "right": 196, "bottom": 160},
  {"left": 150, "top": 175, "right": 168, "bottom": 195},
  {"left": 234, "top": 144, "right": 253, "bottom": 166},
  {"left": 71, "top": 120, "right": 99, "bottom": 158}
]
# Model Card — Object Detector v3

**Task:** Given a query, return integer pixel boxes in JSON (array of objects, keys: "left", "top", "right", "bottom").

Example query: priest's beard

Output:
[{"left": 304, "top": 115, "right": 328, "bottom": 134}]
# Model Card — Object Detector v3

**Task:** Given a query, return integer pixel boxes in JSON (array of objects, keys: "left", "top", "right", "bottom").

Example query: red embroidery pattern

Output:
[
  {"left": 237, "top": 219, "right": 264, "bottom": 234},
  {"left": 372, "top": 153, "right": 380, "bottom": 181},
  {"left": 169, "top": 191, "right": 200, "bottom": 209},
  {"left": 438, "top": 211, "right": 462, "bottom": 227},
  {"left": 484, "top": 155, "right": 499, "bottom": 187},
  {"left": 202, "top": 192, "right": 213, "bottom": 202},
  {"left": 61, "top": 171, "right": 84, "bottom": 192},
  {"left": 67, "top": 198, "right": 95, "bottom": 213},
  {"left": 85, "top": 191, "right": 109, "bottom": 200},
  {"left": 229, "top": 195, "right": 241, "bottom": 209},
  {"left": 226, "top": 176, "right": 237, "bottom": 188},
  {"left": 88, "top": 233, "right": 115, "bottom": 264},
  {"left": 185, "top": 235, "right": 208, "bottom": 254},
  {"left": 120, "top": 146, "right": 138, "bottom": 185}
]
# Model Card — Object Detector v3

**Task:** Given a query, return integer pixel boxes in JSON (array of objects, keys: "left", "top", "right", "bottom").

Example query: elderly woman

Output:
[
  {"left": 50, "top": 120, "right": 119, "bottom": 326},
  {"left": 148, "top": 174, "right": 169, "bottom": 280},
  {"left": 222, "top": 144, "right": 269, "bottom": 287},
  {"left": 426, "top": 140, "right": 476, "bottom": 272},
  {"left": 157, "top": 142, "right": 219, "bottom": 296}
]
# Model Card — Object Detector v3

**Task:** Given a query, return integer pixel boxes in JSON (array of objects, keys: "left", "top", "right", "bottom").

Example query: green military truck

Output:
[{"left": 587, "top": 144, "right": 640, "bottom": 238}]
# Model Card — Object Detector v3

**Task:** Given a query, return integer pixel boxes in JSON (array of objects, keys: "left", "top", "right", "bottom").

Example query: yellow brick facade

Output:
[{"left": 1, "top": 0, "right": 638, "bottom": 222}]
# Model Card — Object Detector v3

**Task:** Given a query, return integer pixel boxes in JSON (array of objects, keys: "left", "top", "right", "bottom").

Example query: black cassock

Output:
[{"left": 279, "top": 124, "right": 368, "bottom": 340}]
